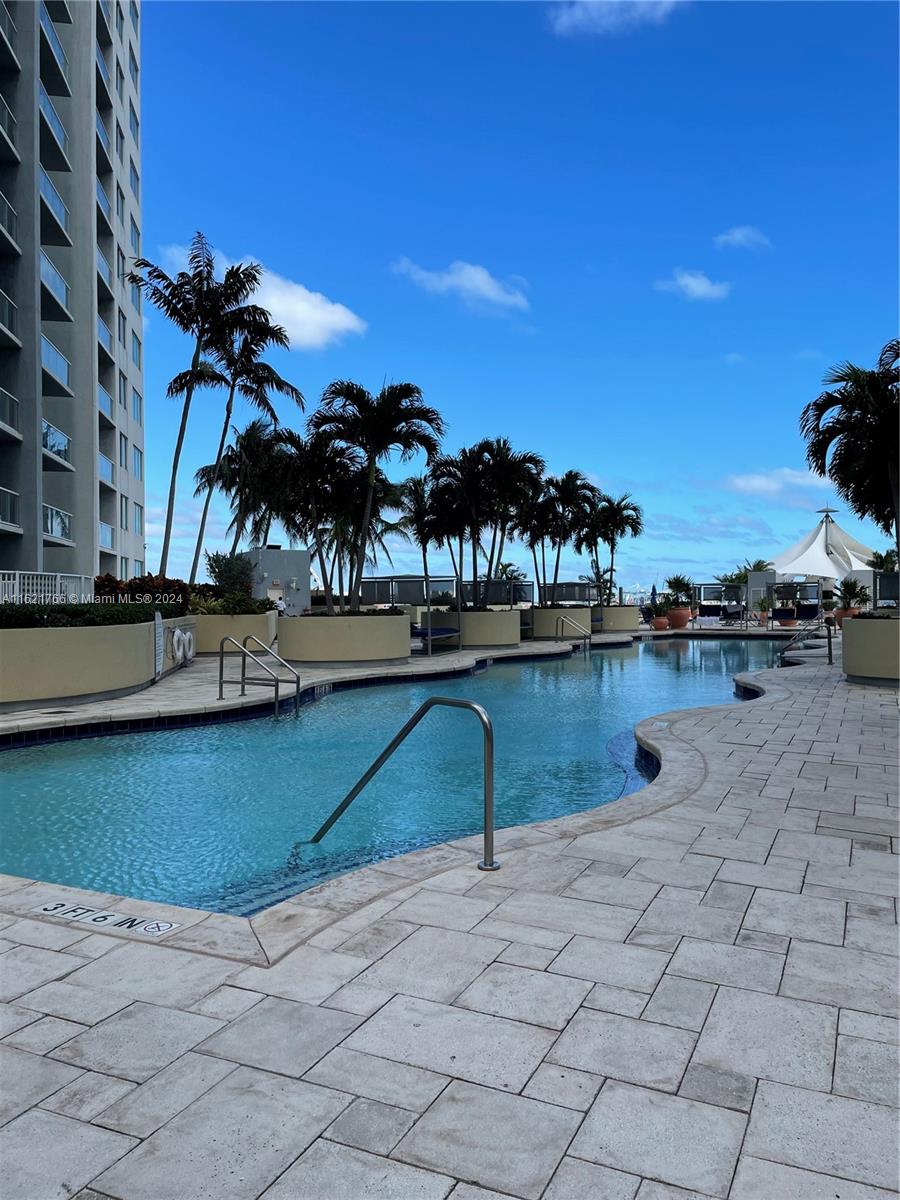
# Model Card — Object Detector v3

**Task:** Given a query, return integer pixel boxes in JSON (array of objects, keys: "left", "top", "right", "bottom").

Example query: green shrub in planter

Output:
[{"left": 0, "top": 603, "right": 182, "bottom": 628}]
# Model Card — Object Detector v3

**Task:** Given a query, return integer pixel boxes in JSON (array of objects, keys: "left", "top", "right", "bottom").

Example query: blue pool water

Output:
[{"left": 1, "top": 638, "right": 777, "bottom": 915}]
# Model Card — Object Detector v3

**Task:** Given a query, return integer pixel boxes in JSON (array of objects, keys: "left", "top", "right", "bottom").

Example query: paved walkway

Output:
[{"left": 1, "top": 656, "right": 897, "bottom": 1199}]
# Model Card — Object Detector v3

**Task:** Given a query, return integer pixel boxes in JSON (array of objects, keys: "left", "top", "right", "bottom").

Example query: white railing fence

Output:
[{"left": 0, "top": 571, "right": 95, "bottom": 603}]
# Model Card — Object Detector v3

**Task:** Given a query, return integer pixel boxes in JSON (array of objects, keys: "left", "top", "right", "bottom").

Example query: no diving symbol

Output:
[{"left": 141, "top": 921, "right": 175, "bottom": 936}]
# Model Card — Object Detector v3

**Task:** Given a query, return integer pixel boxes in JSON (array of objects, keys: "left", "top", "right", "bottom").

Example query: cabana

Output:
[{"left": 772, "top": 508, "right": 873, "bottom": 580}]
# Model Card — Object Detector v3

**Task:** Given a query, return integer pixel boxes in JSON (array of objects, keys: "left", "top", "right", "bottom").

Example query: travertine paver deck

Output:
[{"left": 0, "top": 653, "right": 897, "bottom": 1199}]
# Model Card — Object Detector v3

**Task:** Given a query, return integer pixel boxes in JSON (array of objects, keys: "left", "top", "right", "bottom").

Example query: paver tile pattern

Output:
[{"left": 0, "top": 658, "right": 897, "bottom": 1198}]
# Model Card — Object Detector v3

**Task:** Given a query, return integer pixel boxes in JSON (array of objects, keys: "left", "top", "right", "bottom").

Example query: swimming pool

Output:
[{"left": 1, "top": 638, "right": 777, "bottom": 915}]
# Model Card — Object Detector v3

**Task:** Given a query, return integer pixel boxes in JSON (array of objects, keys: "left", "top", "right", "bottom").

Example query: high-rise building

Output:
[{"left": 0, "top": 0, "right": 145, "bottom": 584}]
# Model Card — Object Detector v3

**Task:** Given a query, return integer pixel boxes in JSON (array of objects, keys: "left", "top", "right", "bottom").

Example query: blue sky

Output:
[{"left": 140, "top": 0, "right": 898, "bottom": 588}]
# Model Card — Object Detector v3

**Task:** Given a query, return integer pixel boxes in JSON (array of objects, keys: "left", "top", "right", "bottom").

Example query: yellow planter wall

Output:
[
  {"left": 0, "top": 615, "right": 196, "bottom": 707},
  {"left": 532, "top": 607, "right": 592, "bottom": 639},
  {"left": 436, "top": 610, "right": 521, "bottom": 647},
  {"left": 194, "top": 612, "right": 277, "bottom": 654},
  {"left": 842, "top": 618, "right": 900, "bottom": 683},
  {"left": 278, "top": 614, "right": 410, "bottom": 662},
  {"left": 594, "top": 605, "right": 640, "bottom": 632}
]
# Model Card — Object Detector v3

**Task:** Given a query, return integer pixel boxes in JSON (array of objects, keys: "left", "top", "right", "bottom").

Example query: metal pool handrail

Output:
[
  {"left": 556, "top": 614, "right": 591, "bottom": 656},
  {"left": 218, "top": 636, "right": 281, "bottom": 715},
  {"left": 309, "top": 696, "right": 500, "bottom": 872},
  {"left": 241, "top": 633, "right": 301, "bottom": 713}
]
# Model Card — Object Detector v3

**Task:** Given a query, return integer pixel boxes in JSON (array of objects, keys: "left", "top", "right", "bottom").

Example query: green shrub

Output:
[
  {"left": 94, "top": 572, "right": 190, "bottom": 613},
  {"left": 205, "top": 552, "right": 253, "bottom": 596},
  {"left": 0, "top": 603, "right": 183, "bottom": 629}
]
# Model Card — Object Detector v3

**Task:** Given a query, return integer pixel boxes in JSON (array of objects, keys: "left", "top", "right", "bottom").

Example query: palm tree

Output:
[
  {"left": 574, "top": 507, "right": 615, "bottom": 600},
  {"left": 594, "top": 492, "right": 644, "bottom": 604},
  {"left": 478, "top": 439, "right": 544, "bottom": 604},
  {"left": 188, "top": 326, "right": 304, "bottom": 583},
  {"left": 130, "top": 233, "right": 273, "bottom": 574},
  {"left": 194, "top": 419, "right": 281, "bottom": 557},
  {"left": 309, "top": 381, "right": 444, "bottom": 609},
  {"left": 398, "top": 475, "right": 434, "bottom": 579},
  {"left": 544, "top": 471, "right": 600, "bottom": 604},
  {"left": 801, "top": 340, "right": 900, "bottom": 561},
  {"left": 868, "top": 549, "right": 898, "bottom": 572}
]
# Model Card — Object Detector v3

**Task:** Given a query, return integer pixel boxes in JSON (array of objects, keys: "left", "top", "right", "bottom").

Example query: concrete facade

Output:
[{"left": 244, "top": 546, "right": 311, "bottom": 615}]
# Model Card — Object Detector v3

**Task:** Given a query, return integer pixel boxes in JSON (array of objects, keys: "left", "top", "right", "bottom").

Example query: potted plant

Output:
[
  {"left": 665, "top": 575, "right": 694, "bottom": 630},
  {"left": 834, "top": 578, "right": 871, "bottom": 628},
  {"left": 650, "top": 599, "right": 670, "bottom": 631},
  {"left": 757, "top": 596, "right": 770, "bottom": 627},
  {"left": 773, "top": 583, "right": 799, "bottom": 627}
]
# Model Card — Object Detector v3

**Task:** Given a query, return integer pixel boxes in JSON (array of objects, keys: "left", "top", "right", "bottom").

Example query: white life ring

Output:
[
  {"left": 171, "top": 628, "right": 185, "bottom": 664},
  {"left": 183, "top": 630, "right": 195, "bottom": 662}
]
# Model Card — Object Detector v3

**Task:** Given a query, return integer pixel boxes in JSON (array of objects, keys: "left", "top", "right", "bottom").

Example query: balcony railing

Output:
[
  {"left": 97, "top": 381, "right": 114, "bottom": 418},
  {"left": 95, "top": 109, "right": 111, "bottom": 156},
  {"left": 43, "top": 503, "right": 72, "bottom": 540},
  {"left": 0, "top": 486, "right": 19, "bottom": 526},
  {"left": 40, "top": 3, "right": 68, "bottom": 79},
  {"left": 39, "top": 85, "right": 68, "bottom": 154},
  {"left": 39, "top": 167, "right": 69, "bottom": 233},
  {"left": 0, "top": 94, "right": 16, "bottom": 147},
  {"left": 95, "top": 176, "right": 111, "bottom": 222},
  {"left": 0, "top": 188, "right": 15, "bottom": 242},
  {"left": 41, "top": 334, "right": 70, "bottom": 387},
  {"left": 97, "top": 314, "right": 113, "bottom": 354},
  {"left": 98, "top": 0, "right": 111, "bottom": 31},
  {"left": 0, "top": 386, "right": 18, "bottom": 431},
  {"left": 98, "top": 451, "right": 115, "bottom": 484},
  {"left": 42, "top": 418, "right": 71, "bottom": 462},
  {"left": 95, "top": 42, "right": 111, "bottom": 91},
  {"left": 0, "top": 2, "right": 16, "bottom": 48},
  {"left": 99, "top": 519, "right": 115, "bottom": 549},
  {"left": 40, "top": 250, "right": 69, "bottom": 310},
  {"left": 0, "top": 287, "right": 17, "bottom": 336},
  {"left": 96, "top": 246, "right": 113, "bottom": 288}
]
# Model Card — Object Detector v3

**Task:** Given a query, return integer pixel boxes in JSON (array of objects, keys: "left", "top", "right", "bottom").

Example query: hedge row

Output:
[{"left": 0, "top": 603, "right": 184, "bottom": 629}]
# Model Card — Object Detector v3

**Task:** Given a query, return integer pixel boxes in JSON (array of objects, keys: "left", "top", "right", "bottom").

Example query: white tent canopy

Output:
[{"left": 772, "top": 509, "right": 873, "bottom": 580}]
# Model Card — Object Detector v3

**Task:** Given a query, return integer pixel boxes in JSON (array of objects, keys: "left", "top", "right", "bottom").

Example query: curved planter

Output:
[
  {"left": 0, "top": 615, "right": 196, "bottom": 710},
  {"left": 842, "top": 617, "right": 900, "bottom": 684},
  {"left": 437, "top": 609, "right": 520, "bottom": 647},
  {"left": 278, "top": 614, "right": 410, "bottom": 664},
  {"left": 667, "top": 606, "right": 692, "bottom": 630},
  {"left": 194, "top": 611, "right": 277, "bottom": 655},
  {"left": 532, "top": 607, "right": 592, "bottom": 640},
  {"left": 594, "top": 605, "right": 640, "bottom": 632}
]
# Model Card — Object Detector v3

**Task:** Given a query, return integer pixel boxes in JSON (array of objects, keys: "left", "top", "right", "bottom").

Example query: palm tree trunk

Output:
[
  {"left": 229, "top": 519, "right": 242, "bottom": 556},
  {"left": 482, "top": 525, "right": 499, "bottom": 605},
  {"left": 531, "top": 545, "right": 540, "bottom": 606},
  {"left": 189, "top": 381, "right": 236, "bottom": 584},
  {"left": 540, "top": 541, "right": 548, "bottom": 606},
  {"left": 608, "top": 542, "right": 617, "bottom": 605},
  {"left": 458, "top": 535, "right": 464, "bottom": 610},
  {"left": 551, "top": 541, "right": 563, "bottom": 605},
  {"left": 471, "top": 524, "right": 478, "bottom": 607},
  {"left": 159, "top": 337, "right": 202, "bottom": 575},
  {"left": 350, "top": 461, "right": 377, "bottom": 610},
  {"left": 316, "top": 537, "right": 335, "bottom": 615},
  {"left": 336, "top": 529, "right": 346, "bottom": 614}
]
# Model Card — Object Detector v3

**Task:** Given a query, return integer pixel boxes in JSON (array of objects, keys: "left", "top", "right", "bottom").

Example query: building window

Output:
[
  {"left": 130, "top": 280, "right": 141, "bottom": 312},
  {"left": 116, "top": 62, "right": 125, "bottom": 102},
  {"left": 134, "top": 558, "right": 144, "bottom": 576},
  {"left": 134, "top": 502, "right": 144, "bottom": 535},
  {"left": 118, "top": 370, "right": 127, "bottom": 407},
  {"left": 120, "top": 556, "right": 129, "bottom": 579},
  {"left": 129, "top": 218, "right": 140, "bottom": 255},
  {"left": 132, "top": 387, "right": 143, "bottom": 424},
  {"left": 119, "top": 432, "right": 128, "bottom": 469},
  {"left": 129, "top": 159, "right": 140, "bottom": 200},
  {"left": 116, "top": 123, "right": 124, "bottom": 162},
  {"left": 116, "top": 4, "right": 124, "bottom": 39},
  {"left": 118, "top": 309, "right": 127, "bottom": 347},
  {"left": 117, "top": 247, "right": 126, "bottom": 281},
  {"left": 131, "top": 332, "right": 141, "bottom": 368},
  {"left": 132, "top": 446, "right": 143, "bottom": 479},
  {"left": 129, "top": 102, "right": 139, "bottom": 144},
  {"left": 129, "top": 45, "right": 139, "bottom": 87},
  {"left": 120, "top": 494, "right": 128, "bottom": 530},
  {"left": 129, "top": 0, "right": 139, "bottom": 33},
  {"left": 116, "top": 185, "right": 125, "bottom": 225}
]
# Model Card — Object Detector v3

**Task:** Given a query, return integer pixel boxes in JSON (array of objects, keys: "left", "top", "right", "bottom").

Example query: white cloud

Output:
[
  {"left": 392, "top": 257, "right": 529, "bottom": 312},
  {"left": 159, "top": 244, "right": 366, "bottom": 351},
  {"left": 654, "top": 268, "right": 732, "bottom": 301},
  {"left": 727, "top": 467, "right": 830, "bottom": 497},
  {"left": 713, "top": 225, "right": 772, "bottom": 251},
  {"left": 549, "top": 0, "right": 685, "bottom": 37},
  {"left": 723, "top": 352, "right": 746, "bottom": 365}
]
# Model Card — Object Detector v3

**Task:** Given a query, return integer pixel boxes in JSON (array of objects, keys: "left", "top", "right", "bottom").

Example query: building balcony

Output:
[
  {"left": 41, "top": 333, "right": 72, "bottom": 396},
  {"left": 0, "top": 92, "right": 18, "bottom": 162},
  {"left": 95, "top": 42, "right": 112, "bottom": 107},
  {"left": 95, "top": 109, "right": 112, "bottom": 170},
  {"left": 39, "top": 2, "right": 70, "bottom": 97},
  {"left": 39, "top": 167, "right": 71, "bottom": 245},
  {"left": 42, "top": 418, "right": 73, "bottom": 468},
  {"left": 97, "top": 0, "right": 112, "bottom": 44},
  {"left": 38, "top": 84, "right": 69, "bottom": 170},
  {"left": 98, "top": 519, "right": 115, "bottom": 550},
  {"left": 97, "top": 314, "right": 114, "bottom": 361},
  {"left": 98, "top": 451, "right": 115, "bottom": 487},
  {"left": 0, "top": 286, "right": 19, "bottom": 346},
  {"left": 43, "top": 502, "right": 73, "bottom": 543},
  {"left": 0, "top": 386, "right": 20, "bottom": 440},
  {"left": 95, "top": 175, "right": 112, "bottom": 230},
  {"left": 40, "top": 249, "right": 72, "bottom": 320},
  {"left": 96, "top": 246, "right": 114, "bottom": 299},
  {"left": 0, "top": 3, "right": 18, "bottom": 73},
  {"left": 0, "top": 486, "right": 21, "bottom": 532},
  {"left": 97, "top": 381, "right": 115, "bottom": 424},
  {"left": 0, "top": 187, "right": 18, "bottom": 253}
]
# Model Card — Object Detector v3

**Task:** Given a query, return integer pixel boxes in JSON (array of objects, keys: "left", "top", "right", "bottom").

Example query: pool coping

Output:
[{"left": 0, "top": 652, "right": 789, "bottom": 968}]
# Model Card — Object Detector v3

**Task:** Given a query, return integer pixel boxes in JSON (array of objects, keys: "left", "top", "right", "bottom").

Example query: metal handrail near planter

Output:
[
  {"left": 556, "top": 614, "right": 591, "bottom": 656},
  {"left": 218, "top": 635, "right": 283, "bottom": 715},
  {"left": 309, "top": 696, "right": 500, "bottom": 872},
  {"left": 241, "top": 633, "right": 301, "bottom": 713}
]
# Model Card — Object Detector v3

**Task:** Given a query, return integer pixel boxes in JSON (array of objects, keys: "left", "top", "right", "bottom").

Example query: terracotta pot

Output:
[
  {"left": 758, "top": 613, "right": 769, "bottom": 627},
  {"left": 651, "top": 617, "right": 669, "bottom": 631},
  {"left": 834, "top": 607, "right": 859, "bottom": 629},
  {"left": 667, "top": 606, "right": 691, "bottom": 629},
  {"left": 777, "top": 619, "right": 798, "bottom": 628}
]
